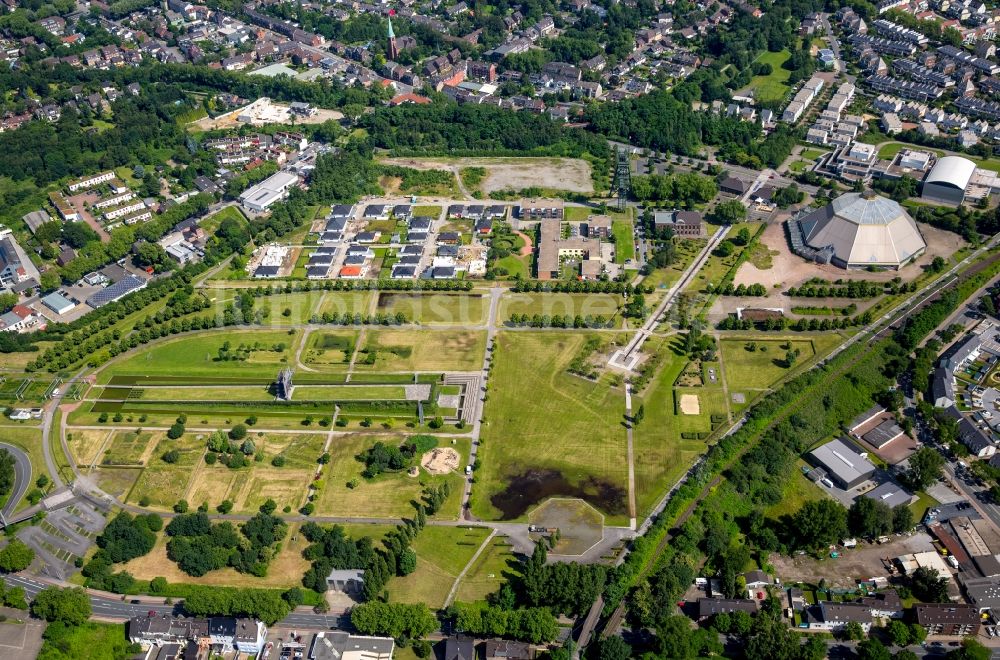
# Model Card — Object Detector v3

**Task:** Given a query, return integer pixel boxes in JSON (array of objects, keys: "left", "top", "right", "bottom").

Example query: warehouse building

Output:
[{"left": 922, "top": 156, "right": 976, "bottom": 206}]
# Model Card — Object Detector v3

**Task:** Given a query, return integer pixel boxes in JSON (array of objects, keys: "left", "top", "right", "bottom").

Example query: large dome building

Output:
[{"left": 787, "top": 192, "right": 926, "bottom": 270}]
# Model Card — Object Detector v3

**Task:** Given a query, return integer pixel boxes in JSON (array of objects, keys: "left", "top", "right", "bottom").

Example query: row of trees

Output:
[
  {"left": 718, "top": 312, "right": 874, "bottom": 332},
  {"left": 505, "top": 313, "right": 615, "bottom": 329},
  {"left": 786, "top": 280, "right": 886, "bottom": 299}
]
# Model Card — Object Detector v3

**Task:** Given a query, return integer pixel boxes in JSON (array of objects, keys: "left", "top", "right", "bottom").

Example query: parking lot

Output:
[{"left": 17, "top": 499, "right": 107, "bottom": 580}]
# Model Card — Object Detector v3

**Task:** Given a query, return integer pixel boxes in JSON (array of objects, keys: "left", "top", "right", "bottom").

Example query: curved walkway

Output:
[{"left": 0, "top": 442, "right": 31, "bottom": 522}]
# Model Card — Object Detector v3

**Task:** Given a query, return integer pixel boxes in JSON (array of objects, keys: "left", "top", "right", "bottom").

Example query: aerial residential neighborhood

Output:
[{"left": 8, "top": 0, "right": 1000, "bottom": 658}]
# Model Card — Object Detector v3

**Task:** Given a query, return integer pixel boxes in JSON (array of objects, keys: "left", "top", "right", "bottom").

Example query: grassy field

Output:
[
  {"left": 413, "top": 205, "right": 442, "bottom": 217},
  {"left": 631, "top": 337, "right": 724, "bottom": 517},
  {"left": 454, "top": 535, "right": 521, "bottom": 603},
  {"left": 314, "top": 434, "right": 467, "bottom": 519},
  {"left": 101, "top": 430, "right": 159, "bottom": 466},
  {"left": 388, "top": 526, "right": 490, "bottom": 608},
  {"left": 499, "top": 293, "right": 622, "bottom": 322},
  {"left": 317, "top": 290, "right": 376, "bottom": 316},
  {"left": 302, "top": 330, "right": 358, "bottom": 367},
  {"left": 67, "top": 429, "right": 112, "bottom": 467},
  {"left": 765, "top": 460, "right": 825, "bottom": 520},
  {"left": 200, "top": 205, "right": 248, "bottom": 236},
  {"left": 127, "top": 467, "right": 191, "bottom": 508},
  {"left": 720, "top": 336, "right": 837, "bottom": 391},
  {"left": 376, "top": 292, "right": 489, "bottom": 325},
  {"left": 291, "top": 385, "right": 409, "bottom": 400},
  {"left": 471, "top": 332, "right": 628, "bottom": 523},
  {"left": 37, "top": 621, "right": 130, "bottom": 659},
  {"left": 495, "top": 253, "right": 532, "bottom": 279},
  {"left": 104, "top": 330, "right": 301, "bottom": 380},
  {"left": 612, "top": 219, "right": 635, "bottom": 264},
  {"left": 0, "top": 426, "right": 50, "bottom": 511},
  {"left": 358, "top": 329, "right": 487, "bottom": 371},
  {"left": 747, "top": 49, "right": 792, "bottom": 103},
  {"left": 800, "top": 148, "right": 829, "bottom": 161}
]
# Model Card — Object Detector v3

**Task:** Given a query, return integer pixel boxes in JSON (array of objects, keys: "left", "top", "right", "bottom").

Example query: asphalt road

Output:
[
  {"left": 3, "top": 574, "right": 353, "bottom": 630},
  {"left": 0, "top": 442, "right": 31, "bottom": 522}
]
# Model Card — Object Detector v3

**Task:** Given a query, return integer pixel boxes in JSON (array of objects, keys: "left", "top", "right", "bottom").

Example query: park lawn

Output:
[
  {"left": 471, "top": 332, "right": 629, "bottom": 523},
  {"left": 0, "top": 426, "right": 51, "bottom": 511},
  {"left": 376, "top": 292, "right": 489, "bottom": 326},
  {"left": 495, "top": 254, "right": 531, "bottom": 279},
  {"left": 454, "top": 535, "right": 521, "bottom": 603},
  {"left": 316, "top": 290, "right": 376, "bottom": 316},
  {"left": 612, "top": 219, "right": 635, "bottom": 264},
  {"left": 256, "top": 433, "right": 326, "bottom": 469},
  {"left": 121, "top": 522, "right": 313, "bottom": 589},
  {"left": 303, "top": 330, "right": 358, "bottom": 367},
  {"left": 720, "top": 335, "right": 842, "bottom": 391},
  {"left": 630, "top": 337, "right": 723, "bottom": 518},
  {"left": 564, "top": 206, "right": 591, "bottom": 222},
  {"left": 499, "top": 292, "right": 621, "bottom": 322},
  {"left": 389, "top": 526, "right": 491, "bottom": 608},
  {"left": 359, "top": 329, "right": 487, "bottom": 371},
  {"left": 126, "top": 466, "right": 192, "bottom": 509},
  {"left": 103, "top": 329, "right": 301, "bottom": 380},
  {"left": 66, "top": 429, "right": 112, "bottom": 467},
  {"left": 38, "top": 621, "right": 130, "bottom": 660},
  {"left": 101, "top": 430, "right": 158, "bottom": 466},
  {"left": 387, "top": 557, "right": 454, "bottom": 609},
  {"left": 314, "top": 434, "right": 468, "bottom": 519},
  {"left": 150, "top": 433, "right": 206, "bottom": 467},
  {"left": 94, "top": 467, "right": 142, "bottom": 500},
  {"left": 748, "top": 49, "right": 792, "bottom": 103},
  {"left": 253, "top": 292, "right": 331, "bottom": 324},
  {"left": 69, "top": 406, "right": 334, "bottom": 431},
  {"left": 789, "top": 160, "right": 811, "bottom": 173},
  {"left": 200, "top": 205, "right": 248, "bottom": 236},
  {"left": 413, "top": 526, "right": 491, "bottom": 575},
  {"left": 292, "top": 385, "right": 409, "bottom": 401},
  {"left": 134, "top": 386, "right": 274, "bottom": 402},
  {"left": 800, "top": 148, "right": 829, "bottom": 161}
]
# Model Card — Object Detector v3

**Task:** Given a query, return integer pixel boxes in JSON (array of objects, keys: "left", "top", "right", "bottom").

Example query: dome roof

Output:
[
  {"left": 798, "top": 192, "right": 926, "bottom": 268},
  {"left": 924, "top": 155, "right": 976, "bottom": 191}
]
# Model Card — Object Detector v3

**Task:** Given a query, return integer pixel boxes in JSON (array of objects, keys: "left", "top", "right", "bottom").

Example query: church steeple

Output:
[{"left": 388, "top": 10, "right": 399, "bottom": 61}]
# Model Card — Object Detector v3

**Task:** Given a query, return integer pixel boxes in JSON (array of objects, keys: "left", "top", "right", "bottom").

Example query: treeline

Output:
[
  {"left": 505, "top": 314, "right": 615, "bottom": 329},
  {"left": 0, "top": 451, "right": 14, "bottom": 506},
  {"left": 718, "top": 312, "right": 873, "bottom": 332},
  {"left": 630, "top": 172, "right": 718, "bottom": 206},
  {"left": 242, "top": 278, "right": 475, "bottom": 294},
  {"left": 510, "top": 280, "right": 648, "bottom": 295},
  {"left": 713, "top": 283, "right": 767, "bottom": 297},
  {"left": 786, "top": 280, "right": 886, "bottom": 298},
  {"left": 448, "top": 603, "right": 558, "bottom": 643}
]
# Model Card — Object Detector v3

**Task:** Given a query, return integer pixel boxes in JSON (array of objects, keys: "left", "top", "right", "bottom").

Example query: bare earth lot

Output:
[
  {"left": 769, "top": 532, "right": 935, "bottom": 588},
  {"left": 732, "top": 219, "right": 966, "bottom": 290},
  {"left": 380, "top": 157, "right": 594, "bottom": 194}
]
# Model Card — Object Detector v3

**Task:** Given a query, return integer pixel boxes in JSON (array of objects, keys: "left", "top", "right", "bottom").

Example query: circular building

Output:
[
  {"left": 787, "top": 191, "right": 926, "bottom": 270},
  {"left": 922, "top": 155, "right": 976, "bottom": 205}
]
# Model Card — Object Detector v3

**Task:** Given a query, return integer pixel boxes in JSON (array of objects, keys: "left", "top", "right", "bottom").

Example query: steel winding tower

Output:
[{"left": 612, "top": 147, "right": 631, "bottom": 212}]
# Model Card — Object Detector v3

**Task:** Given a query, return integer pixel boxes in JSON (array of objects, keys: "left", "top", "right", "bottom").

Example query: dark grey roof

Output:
[
  {"left": 253, "top": 265, "right": 280, "bottom": 278},
  {"left": 862, "top": 419, "right": 904, "bottom": 448},
  {"left": 444, "top": 635, "right": 475, "bottom": 660},
  {"left": 86, "top": 274, "right": 146, "bottom": 308},
  {"left": 818, "top": 601, "right": 873, "bottom": 624},
  {"left": 391, "top": 266, "right": 416, "bottom": 277},
  {"left": 863, "top": 482, "right": 913, "bottom": 508},
  {"left": 697, "top": 597, "right": 758, "bottom": 618}
]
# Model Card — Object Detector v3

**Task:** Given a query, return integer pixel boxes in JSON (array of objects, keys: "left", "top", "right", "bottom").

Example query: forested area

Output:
[{"left": 360, "top": 103, "right": 611, "bottom": 175}]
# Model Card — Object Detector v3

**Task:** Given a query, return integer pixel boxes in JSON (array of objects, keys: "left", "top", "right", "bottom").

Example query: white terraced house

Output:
[{"left": 67, "top": 170, "right": 115, "bottom": 192}]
